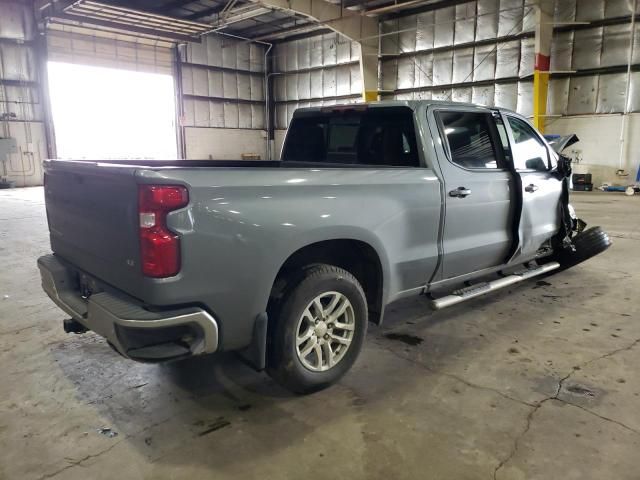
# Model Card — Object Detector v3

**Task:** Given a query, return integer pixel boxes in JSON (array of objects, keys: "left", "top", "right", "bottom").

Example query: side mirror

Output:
[{"left": 525, "top": 157, "right": 547, "bottom": 171}]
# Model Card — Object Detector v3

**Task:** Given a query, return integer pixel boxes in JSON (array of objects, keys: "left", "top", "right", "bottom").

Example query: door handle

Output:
[
  {"left": 449, "top": 186, "right": 471, "bottom": 198},
  {"left": 525, "top": 184, "right": 539, "bottom": 193}
]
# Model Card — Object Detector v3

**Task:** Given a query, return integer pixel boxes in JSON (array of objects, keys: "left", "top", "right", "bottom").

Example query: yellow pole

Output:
[{"left": 533, "top": 69, "right": 549, "bottom": 133}]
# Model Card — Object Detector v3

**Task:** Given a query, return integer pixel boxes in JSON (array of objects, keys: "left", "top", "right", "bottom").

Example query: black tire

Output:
[
  {"left": 556, "top": 226, "right": 612, "bottom": 269},
  {"left": 267, "top": 264, "right": 368, "bottom": 394}
]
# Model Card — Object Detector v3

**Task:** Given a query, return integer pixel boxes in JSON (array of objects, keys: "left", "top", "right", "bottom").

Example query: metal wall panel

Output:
[
  {"left": 223, "top": 71, "right": 238, "bottom": 98},
  {"left": 476, "top": 0, "right": 498, "bottom": 41},
  {"left": 381, "top": 19, "right": 398, "bottom": 55},
  {"left": 351, "top": 63, "right": 362, "bottom": 94},
  {"left": 473, "top": 43, "right": 496, "bottom": 81},
  {"left": 521, "top": 6, "right": 535, "bottom": 33},
  {"left": 596, "top": 72, "right": 627, "bottom": 114},
  {"left": 547, "top": 78, "right": 569, "bottom": 115},
  {"left": 572, "top": 27, "right": 603, "bottom": 69},
  {"left": 194, "top": 99, "right": 209, "bottom": 127},
  {"left": 550, "top": 31, "right": 573, "bottom": 71},
  {"left": 516, "top": 81, "right": 533, "bottom": 117},
  {"left": 286, "top": 73, "right": 298, "bottom": 101},
  {"left": 237, "top": 42, "right": 250, "bottom": 71},
  {"left": 222, "top": 41, "right": 237, "bottom": 69},
  {"left": 415, "top": 53, "right": 433, "bottom": 87},
  {"left": 181, "top": 33, "right": 266, "bottom": 129},
  {"left": 433, "top": 50, "right": 453, "bottom": 85},
  {"left": 453, "top": 47, "right": 473, "bottom": 83},
  {"left": 0, "top": 44, "right": 35, "bottom": 81},
  {"left": 495, "top": 40, "right": 520, "bottom": 78},
  {"left": 605, "top": 0, "right": 634, "bottom": 17},
  {"left": 455, "top": 3, "right": 476, "bottom": 45},
  {"left": 519, "top": 36, "right": 534, "bottom": 77},
  {"left": 238, "top": 103, "right": 252, "bottom": 129},
  {"left": 237, "top": 73, "right": 251, "bottom": 100},
  {"left": 451, "top": 86, "right": 472, "bottom": 103},
  {"left": 252, "top": 104, "right": 265, "bottom": 129},
  {"left": 382, "top": 58, "right": 398, "bottom": 91},
  {"left": 224, "top": 101, "right": 239, "bottom": 128},
  {"left": 206, "top": 35, "right": 222, "bottom": 67},
  {"left": 322, "top": 33, "right": 337, "bottom": 66},
  {"left": 575, "top": 0, "right": 604, "bottom": 22},
  {"left": 192, "top": 67, "right": 209, "bottom": 97},
  {"left": 297, "top": 71, "right": 311, "bottom": 100},
  {"left": 210, "top": 101, "right": 224, "bottom": 127},
  {"left": 494, "top": 82, "right": 518, "bottom": 110},
  {"left": 628, "top": 72, "right": 640, "bottom": 112},
  {"left": 397, "top": 56, "right": 415, "bottom": 89},
  {"left": 310, "top": 69, "right": 323, "bottom": 98},
  {"left": 554, "top": 0, "right": 576, "bottom": 23},
  {"left": 416, "top": 12, "right": 435, "bottom": 50},
  {"left": 498, "top": 0, "right": 523, "bottom": 37},
  {"left": 398, "top": 15, "right": 417, "bottom": 52},
  {"left": 249, "top": 43, "right": 264, "bottom": 72},
  {"left": 323, "top": 67, "right": 337, "bottom": 97},
  {"left": 567, "top": 76, "right": 598, "bottom": 115},
  {"left": 250, "top": 75, "right": 264, "bottom": 101},
  {"left": 601, "top": 24, "right": 632, "bottom": 68},
  {"left": 336, "top": 64, "right": 351, "bottom": 96},
  {"left": 472, "top": 84, "right": 494, "bottom": 106},
  {"left": 434, "top": 7, "right": 455, "bottom": 48},
  {"left": 297, "top": 38, "right": 311, "bottom": 69}
]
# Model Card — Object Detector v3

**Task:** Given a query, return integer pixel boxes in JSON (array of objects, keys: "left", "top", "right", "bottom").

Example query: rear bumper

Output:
[{"left": 38, "top": 254, "right": 218, "bottom": 362}]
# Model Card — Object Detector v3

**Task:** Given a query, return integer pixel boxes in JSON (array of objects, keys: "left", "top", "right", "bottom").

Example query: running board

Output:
[{"left": 430, "top": 261, "right": 561, "bottom": 310}]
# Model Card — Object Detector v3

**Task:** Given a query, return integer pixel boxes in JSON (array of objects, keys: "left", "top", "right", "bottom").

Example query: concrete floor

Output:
[{"left": 1, "top": 187, "right": 639, "bottom": 480}]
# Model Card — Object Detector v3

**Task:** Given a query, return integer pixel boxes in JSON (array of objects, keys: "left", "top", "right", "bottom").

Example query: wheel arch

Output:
[{"left": 268, "top": 238, "right": 387, "bottom": 326}]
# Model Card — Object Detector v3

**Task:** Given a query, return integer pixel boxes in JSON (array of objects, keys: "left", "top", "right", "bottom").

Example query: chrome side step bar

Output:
[{"left": 430, "top": 261, "right": 561, "bottom": 310}]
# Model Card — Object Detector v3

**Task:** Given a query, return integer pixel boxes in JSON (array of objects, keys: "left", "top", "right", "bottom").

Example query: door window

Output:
[
  {"left": 438, "top": 111, "right": 504, "bottom": 170},
  {"left": 507, "top": 116, "right": 549, "bottom": 171}
]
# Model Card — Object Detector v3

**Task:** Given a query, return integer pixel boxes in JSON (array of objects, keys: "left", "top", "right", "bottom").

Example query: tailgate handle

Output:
[
  {"left": 525, "top": 184, "right": 539, "bottom": 193},
  {"left": 449, "top": 187, "right": 471, "bottom": 198}
]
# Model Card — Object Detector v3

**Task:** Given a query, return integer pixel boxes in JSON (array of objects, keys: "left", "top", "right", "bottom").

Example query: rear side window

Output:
[
  {"left": 507, "top": 116, "right": 549, "bottom": 171},
  {"left": 438, "top": 111, "right": 504, "bottom": 170},
  {"left": 281, "top": 107, "right": 419, "bottom": 167}
]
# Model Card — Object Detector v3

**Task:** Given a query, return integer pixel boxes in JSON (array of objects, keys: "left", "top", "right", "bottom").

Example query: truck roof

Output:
[{"left": 293, "top": 99, "right": 517, "bottom": 115}]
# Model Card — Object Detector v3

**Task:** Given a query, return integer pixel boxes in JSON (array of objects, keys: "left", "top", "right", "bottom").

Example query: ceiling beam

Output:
[
  {"left": 155, "top": 0, "right": 197, "bottom": 13},
  {"left": 184, "top": 4, "right": 228, "bottom": 20},
  {"left": 381, "top": 0, "right": 473, "bottom": 19}
]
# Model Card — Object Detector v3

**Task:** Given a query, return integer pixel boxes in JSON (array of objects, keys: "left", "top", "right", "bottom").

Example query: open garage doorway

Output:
[{"left": 47, "top": 62, "right": 178, "bottom": 160}]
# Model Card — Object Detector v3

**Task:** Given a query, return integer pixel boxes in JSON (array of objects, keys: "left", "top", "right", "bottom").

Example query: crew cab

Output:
[{"left": 38, "top": 100, "right": 610, "bottom": 393}]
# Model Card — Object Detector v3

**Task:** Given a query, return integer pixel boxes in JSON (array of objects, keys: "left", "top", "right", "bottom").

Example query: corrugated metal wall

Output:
[
  {"left": 0, "top": 0, "right": 46, "bottom": 187},
  {"left": 272, "top": 32, "right": 362, "bottom": 129},
  {"left": 381, "top": 0, "right": 640, "bottom": 117},
  {"left": 180, "top": 34, "right": 266, "bottom": 130}
]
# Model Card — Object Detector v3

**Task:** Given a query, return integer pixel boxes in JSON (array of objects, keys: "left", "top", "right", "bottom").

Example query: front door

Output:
[
  {"left": 503, "top": 114, "right": 563, "bottom": 259},
  {"left": 429, "top": 106, "right": 516, "bottom": 279}
]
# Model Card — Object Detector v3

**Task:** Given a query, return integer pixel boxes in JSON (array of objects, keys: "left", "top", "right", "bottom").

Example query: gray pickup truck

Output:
[{"left": 38, "top": 100, "right": 610, "bottom": 393}]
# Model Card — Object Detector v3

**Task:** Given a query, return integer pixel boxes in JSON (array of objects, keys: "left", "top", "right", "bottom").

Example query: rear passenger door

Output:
[
  {"left": 431, "top": 107, "right": 516, "bottom": 279},
  {"left": 504, "top": 114, "right": 563, "bottom": 259}
]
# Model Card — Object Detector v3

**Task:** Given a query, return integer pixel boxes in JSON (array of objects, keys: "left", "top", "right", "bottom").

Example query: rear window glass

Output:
[{"left": 281, "top": 107, "right": 419, "bottom": 167}]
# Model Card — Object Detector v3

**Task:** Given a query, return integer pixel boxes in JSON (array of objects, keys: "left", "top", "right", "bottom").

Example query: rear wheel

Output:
[
  {"left": 556, "top": 226, "right": 611, "bottom": 269},
  {"left": 267, "top": 264, "right": 367, "bottom": 394}
]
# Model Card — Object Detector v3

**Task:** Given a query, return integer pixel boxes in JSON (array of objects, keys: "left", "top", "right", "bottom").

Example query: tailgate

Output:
[{"left": 44, "top": 160, "right": 143, "bottom": 291}]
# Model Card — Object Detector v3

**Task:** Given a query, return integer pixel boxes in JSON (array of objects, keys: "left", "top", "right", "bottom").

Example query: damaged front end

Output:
[{"left": 545, "top": 134, "right": 611, "bottom": 267}]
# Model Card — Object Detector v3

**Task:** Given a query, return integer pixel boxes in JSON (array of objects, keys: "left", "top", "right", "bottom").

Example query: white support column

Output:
[{"left": 251, "top": 0, "right": 378, "bottom": 100}]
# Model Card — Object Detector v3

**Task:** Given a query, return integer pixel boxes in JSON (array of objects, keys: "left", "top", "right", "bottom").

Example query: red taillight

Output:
[{"left": 138, "top": 185, "right": 189, "bottom": 278}]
